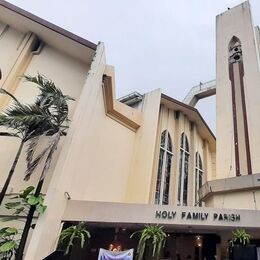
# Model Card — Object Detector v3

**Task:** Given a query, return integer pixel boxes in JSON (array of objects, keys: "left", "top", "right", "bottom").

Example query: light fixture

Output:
[
  {"left": 64, "top": 191, "right": 71, "bottom": 200},
  {"left": 195, "top": 235, "right": 203, "bottom": 247}
]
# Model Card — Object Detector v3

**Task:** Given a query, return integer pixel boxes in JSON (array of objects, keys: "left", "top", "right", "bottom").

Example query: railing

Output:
[{"left": 183, "top": 79, "right": 216, "bottom": 106}]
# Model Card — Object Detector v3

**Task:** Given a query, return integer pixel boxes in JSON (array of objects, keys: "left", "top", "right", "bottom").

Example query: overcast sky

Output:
[{"left": 6, "top": 0, "right": 260, "bottom": 132}]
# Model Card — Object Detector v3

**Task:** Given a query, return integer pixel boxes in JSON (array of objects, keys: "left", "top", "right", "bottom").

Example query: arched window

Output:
[
  {"left": 178, "top": 133, "right": 189, "bottom": 206},
  {"left": 195, "top": 152, "right": 203, "bottom": 207},
  {"left": 229, "top": 36, "right": 242, "bottom": 64},
  {"left": 155, "top": 130, "right": 173, "bottom": 205}
]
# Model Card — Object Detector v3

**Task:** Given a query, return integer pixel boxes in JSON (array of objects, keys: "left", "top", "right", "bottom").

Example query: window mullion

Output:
[
  {"left": 180, "top": 150, "right": 185, "bottom": 205},
  {"left": 160, "top": 131, "right": 168, "bottom": 204}
]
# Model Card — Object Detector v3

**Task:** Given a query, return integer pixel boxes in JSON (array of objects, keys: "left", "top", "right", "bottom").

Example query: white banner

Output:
[
  {"left": 98, "top": 248, "right": 134, "bottom": 260},
  {"left": 257, "top": 247, "right": 260, "bottom": 260}
]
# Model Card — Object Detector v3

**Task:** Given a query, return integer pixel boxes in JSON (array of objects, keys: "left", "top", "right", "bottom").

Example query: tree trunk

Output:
[
  {"left": 0, "top": 140, "right": 24, "bottom": 205},
  {"left": 16, "top": 178, "right": 44, "bottom": 260}
]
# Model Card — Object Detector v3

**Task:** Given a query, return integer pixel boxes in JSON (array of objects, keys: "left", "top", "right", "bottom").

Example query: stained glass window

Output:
[
  {"left": 178, "top": 133, "right": 189, "bottom": 206},
  {"left": 195, "top": 152, "right": 203, "bottom": 207},
  {"left": 155, "top": 130, "right": 173, "bottom": 205}
]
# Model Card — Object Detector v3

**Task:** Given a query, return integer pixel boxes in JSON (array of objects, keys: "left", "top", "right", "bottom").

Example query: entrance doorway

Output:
[
  {"left": 165, "top": 233, "right": 218, "bottom": 260},
  {"left": 67, "top": 225, "right": 139, "bottom": 260},
  {"left": 58, "top": 223, "right": 219, "bottom": 260}
]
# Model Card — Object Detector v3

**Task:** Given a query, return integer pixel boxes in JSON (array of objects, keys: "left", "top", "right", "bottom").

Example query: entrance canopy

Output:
[{"left": 63, "top": 200, "right": 260, "bottom": 232}]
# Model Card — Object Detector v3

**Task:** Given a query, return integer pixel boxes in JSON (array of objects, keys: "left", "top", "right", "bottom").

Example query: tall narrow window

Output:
[
  {"left": 155, "top": 130, "right": 173, "bottom": 205},
  {"left": 195, "top": 152, "right": 203, "bottom": 207},
  {"left": 178, "top": 133, "right": 189, "bottom": 206}
]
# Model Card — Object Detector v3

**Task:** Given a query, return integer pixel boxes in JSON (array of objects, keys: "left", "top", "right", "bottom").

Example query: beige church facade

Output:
[{"left": 0, "top": 1, "right": 260, "bottom": 259}]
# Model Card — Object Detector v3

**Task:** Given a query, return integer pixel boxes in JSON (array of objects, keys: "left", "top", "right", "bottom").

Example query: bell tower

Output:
[
  {"left": 228, "top": 36, "right": 252, "bottom": 176},
  {"left": 216, "top": 1, "right": 260, "bottom": 178}
]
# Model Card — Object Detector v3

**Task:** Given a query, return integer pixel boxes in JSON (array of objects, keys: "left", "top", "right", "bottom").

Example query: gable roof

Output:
[
  {"left": 161, "top": 93, "right": 216, "bottom": 151},
  {"left": 0, "top": 0, "right": 97, "bottom": 64}
]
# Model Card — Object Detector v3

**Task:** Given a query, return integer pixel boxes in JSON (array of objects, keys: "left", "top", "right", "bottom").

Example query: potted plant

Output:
[
  {"left": 229, "top": 229, "right": 256, "bottom": 260},
  {"left": 130, "top": 225, "right": 167, "bottom": 260},
  {"left": 44, "top": 222, "right": 90, "bottom": 259},
  {"left": 57, "top": 222, "right": 90, "bottom": 258}
]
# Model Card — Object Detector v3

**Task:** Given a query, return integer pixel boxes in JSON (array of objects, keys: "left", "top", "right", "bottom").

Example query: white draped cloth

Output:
[{"left": 98, "top": 248, "right": 134, "bottom": 260}]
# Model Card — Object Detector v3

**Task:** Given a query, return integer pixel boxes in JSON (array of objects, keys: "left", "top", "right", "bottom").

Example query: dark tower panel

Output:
[{"left": 228, "top": 36, "right": 252, "bottom": 176}]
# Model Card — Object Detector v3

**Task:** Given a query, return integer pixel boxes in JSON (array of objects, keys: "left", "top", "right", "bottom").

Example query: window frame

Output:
[
  {"left": 195, "top": 152, "right": 203, "bottom": 207},
  {"left": 178, "top": 133, "right": 190, "bottom": 206},
  {"left": 155, "top": 130, "right": 173, "bottom": 205}
]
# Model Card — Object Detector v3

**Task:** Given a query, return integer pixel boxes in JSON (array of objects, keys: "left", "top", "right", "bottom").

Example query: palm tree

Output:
[
  {"left": 15, "top": 74, "right": 74, "bottom": 260},
  {"left": 0, "top": 87, "right": 56, "bottom": 205}
]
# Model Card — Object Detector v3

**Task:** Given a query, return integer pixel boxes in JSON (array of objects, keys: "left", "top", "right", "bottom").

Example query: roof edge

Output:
[
  {"left": 1, "top": 0, "right": 97, "bottom": 50},
  {"left": 161, "top": 93, "right": 216, "bottom": 140}
]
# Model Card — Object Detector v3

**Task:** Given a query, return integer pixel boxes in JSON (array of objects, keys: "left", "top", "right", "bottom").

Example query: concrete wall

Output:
[
  {"left": 125, "top": 89, "right": 161, "bottom": 203},
  {"left": 0, "top": 25, "right": 90, "bottom": 195},
  {"left": 0, "top": 21, "right": 93, "bottom": 259},
  {"left": 205, "top": 190, "right": 260, "bottom": 210},
  {"left": 24, "top": 42, "right": 107, "bottom": 260},
  {"left": 0, "top": 22, "right": 27, "bottom": 92},
  {"left": 24, "top": 42, "right": 163, "bottom": 259}
]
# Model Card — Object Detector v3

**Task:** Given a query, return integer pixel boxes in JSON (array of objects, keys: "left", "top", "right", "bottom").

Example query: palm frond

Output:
[
  {"left": 38, "top": 132, "right": 61, "bottom": 181},
  {"left": 0, "top": 132, "right": 19, "bottom": 138},
  {"left": 0, "top": 74, "right": 74, "bottom": 182},
  {"left": 0, "top": 100, "right": 59, "bottom": 141},
  {"left": 24, "top": 132, "right": 61, "bottom": 181},
  {"left": 0, "top": 88, "right": 21, "bottom": 105},
  {"left": 24, "top": 74, "right": 74, "bottom": 104},
  {"left": 23, "top": 74, "right": 74, "bottom": 127},
  {"left": 24, "top": 144, "right": 50, "bottom": 181},
  {"left": 26, "top": 136, "right": 40, "bottom": 169},
  {"left": 0, "top": 103, "right": 50, "bottom": 128}
]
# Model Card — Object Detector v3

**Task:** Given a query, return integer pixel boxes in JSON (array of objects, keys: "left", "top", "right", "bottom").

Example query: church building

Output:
[{"left": 0, "top": 1, "right": 259, "bottom": 259}]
